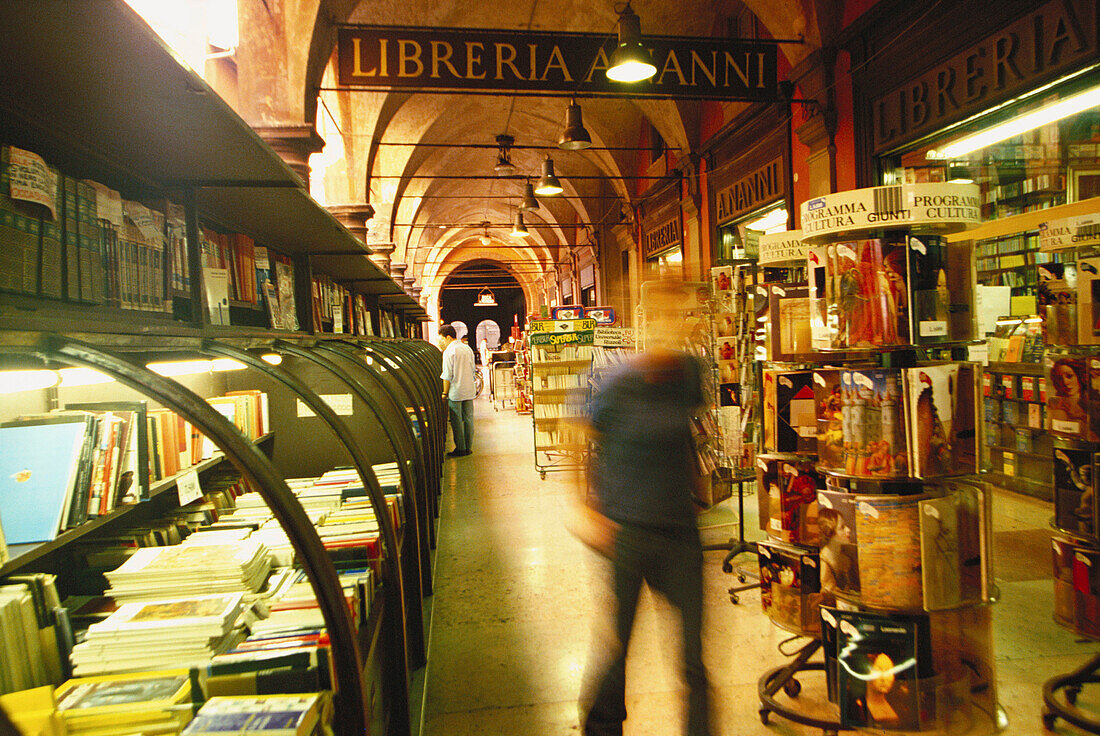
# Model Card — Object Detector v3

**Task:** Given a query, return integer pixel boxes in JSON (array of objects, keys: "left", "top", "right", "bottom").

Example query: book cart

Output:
[
  {"left": 1025, "top": 206, "right": 1100, "bottom": 733},
  {"left": 753, "top": 183, "right": 1004, "bottom": 736},
  {"left": 0, "top": 4, "right": 439, "bottom": 736},
  {"left": 528, "top": 317, "right": 594, "bottom": 479}
]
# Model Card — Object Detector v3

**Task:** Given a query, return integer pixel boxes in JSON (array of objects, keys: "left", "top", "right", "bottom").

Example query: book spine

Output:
[{"left": 62, "top": 175, "right": 80, "bottom": 300}]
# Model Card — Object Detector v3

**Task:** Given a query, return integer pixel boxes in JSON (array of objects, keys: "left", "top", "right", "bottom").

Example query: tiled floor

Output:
[{"left": 416, "top": 396, "right": 1100, "bottom": 735}]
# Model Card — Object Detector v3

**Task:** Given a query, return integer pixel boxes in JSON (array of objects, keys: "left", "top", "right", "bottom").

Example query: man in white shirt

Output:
[{"left": 439, "top": 323, "right": 477, "bottom": 457}]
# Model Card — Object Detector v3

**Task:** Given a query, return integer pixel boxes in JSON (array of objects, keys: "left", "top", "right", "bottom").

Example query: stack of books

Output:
[
  {"left": 70, "top": 593, "right": 246, "bottom": 676},
  {"left": 182, "top": 692, "right": 331, "bottom": 735},
  {"left": 103, "top": 541, "right": 272, "bottom": 605},
  {"left": 53, "top": 670, "right": 193, "bottom": 736}
]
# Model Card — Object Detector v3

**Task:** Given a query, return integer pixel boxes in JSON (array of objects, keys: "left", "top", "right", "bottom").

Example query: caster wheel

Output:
[
  {"left": 783, "top": 678, "right": 801, "bottom": 697},
  {"left": 1042, "top": 708, "right": 1057, "bottom": 730},
  {"left": 1066, "top": 686, "right": 1081, "bottom": 705},
  {"left": 722, "top": 561, "right": 733, "bottom": 573},
  {"left": 730, "top": 594, "right": 739, "bottom": 604},
  {"left": 824, "top": 730, "right": 839, "bottom": 736},
  {"left": 737, "top": 573, "right": 747, "bottom": 583},
  {"left": 759, "top": 708, "right": 770, "bottom": 725},
  {"left": 540, "top": 472, "right": 546, "bottom": 480}
]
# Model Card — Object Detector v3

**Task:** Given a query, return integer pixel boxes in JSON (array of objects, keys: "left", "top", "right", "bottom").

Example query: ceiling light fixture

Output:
[
  {"left": 475, "top": 288, "right": 498, "bottom": 307},
  {"left": 535, "top": 155, "right": 563, "bottom": 196},
  {"left": 512, "top": 210, "right": 530, "bottom": 237},
  {"left": 479, "top": 221, "right": 492, "bottom": 245},
  {"left": 493, "top": 133, "right": 517, "bottom": 176},
  {"left": 927, "top": 84, "right": 1100, "bottom": 159},
  {"left": 519, "top": 180, "right": 540, "bottom": 211},
  {"left": 606, "top": 3, "right": 656, "bottom": 83},
  {"left": 558, "top": 100, "right": 592, "bottom": 150}
]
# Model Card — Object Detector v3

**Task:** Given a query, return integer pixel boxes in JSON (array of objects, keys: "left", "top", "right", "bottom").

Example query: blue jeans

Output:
[
  {"left": 583, "top": 523, "right": 710, "bottom": 736},
  {"left": 447, "top": 398, "right": 474, "bottom": 452}
]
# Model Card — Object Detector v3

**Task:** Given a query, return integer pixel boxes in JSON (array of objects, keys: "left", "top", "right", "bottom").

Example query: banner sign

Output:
[
  {"left": 337, "top": 26, "right": 778, "bottom": 100},
  {"left": 715, "top": 157, "right": 784, "bottom": 224},
  {"left": 529, "top": 318, "right": 597, "bottom": 333},
  {"left": 800, "top": 183, "right": 980, "bottom": 241},
  {"left": 1039, "top": 214, "right": 1100, "bottom": 252},
  {"left": 529, "top": 330, "right": 595, "bottom": 347},
  {"left": 757, "top": 229, "right": 805, "bottom": 265}
]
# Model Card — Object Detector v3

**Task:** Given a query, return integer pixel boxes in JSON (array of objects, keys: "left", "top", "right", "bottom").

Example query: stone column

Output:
[
  {"left": 253, "top": 124, "right": 325, "bottom": 185},
  {"left": 791, "top": 49, "right": 838, "bottom": 198},
  {"left": 328, "top": 204, "right": 375, "bottom": 250},
  {"left": 369, "top": 243, "right": 396, "bottom": 272},
  {"left": 389, "top": 262, "right": 408, "bottom": 282},
  {"left": 403, "top": 275, "right": 416, "bottom": 294}
]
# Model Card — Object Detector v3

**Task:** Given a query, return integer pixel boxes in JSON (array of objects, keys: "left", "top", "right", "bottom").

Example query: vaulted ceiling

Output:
[{"left": 228, "top": 0, "right": 840, "bottom": 309}]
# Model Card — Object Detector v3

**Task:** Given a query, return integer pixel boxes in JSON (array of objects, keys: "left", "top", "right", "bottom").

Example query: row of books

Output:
[
  {"left": 1, "top": 673, "right": 331, "bottom": 736},
  {"left": 983, "top": 397, "right": 1045, "bottom": 428},
  {"left": 763, "top": 363, "right": 978, "bottom": 479},
  {"left": 309, "top": 272, "right": 375, "bottom": 336},
  {"left": 0, "top": 392, "right": 268, "bottom": 547},
  {"left": 982, "top": 371, "right": 1045, "bottom": 401},
  {"left": 756, "top": 474, "right": 990, "bottom": 613}
]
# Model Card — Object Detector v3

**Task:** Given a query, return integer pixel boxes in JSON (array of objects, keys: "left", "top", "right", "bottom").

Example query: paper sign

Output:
[
  {"left": 593, "top": 327, "right": 635, "bottom": 348},
  {"left": 177, "top": 469, "right": 203, "bottom": 507},
  {"left": 297, "top": 394, "right": 354, "bottom": 417},
  {"left": 7, "top": 146, "right": 57, "bottom": 218}
]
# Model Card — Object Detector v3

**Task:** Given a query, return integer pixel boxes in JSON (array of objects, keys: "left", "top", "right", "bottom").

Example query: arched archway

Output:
[{"left": 439, "top": 261, "right": 527, "bottom": 364}]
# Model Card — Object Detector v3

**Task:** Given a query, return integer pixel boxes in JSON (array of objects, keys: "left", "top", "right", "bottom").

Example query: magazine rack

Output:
[{"left": 753, "top": 185, "right": 1005, "bottom": 736}]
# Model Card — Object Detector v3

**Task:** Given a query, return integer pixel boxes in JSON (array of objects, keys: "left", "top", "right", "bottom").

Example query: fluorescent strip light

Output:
[
  {"left": 58, "top": 367, "right": 115, "bottom": 387},
  {"left": 148, "top": 360, "right": 213, "bottom": 377},
  {"left": 260, "top": 353, "right": 283, "bottom": 366},
  {"left": 0, "top": 369, "right": 60, "bottom": 393},
  {"left": 211, "top": 358, "right": 247, "bottom": 372},
  {"left": 744, "top": 208, "right": 789, "bottom": 234},
  {"left": 928, "top": 84, "right": 1100, "bottom": 159}
]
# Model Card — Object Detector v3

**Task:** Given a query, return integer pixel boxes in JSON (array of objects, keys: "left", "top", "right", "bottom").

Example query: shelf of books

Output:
[
  {"left": 1028, "top": 202, "right": 1100, "bottom": 732},
  {"left": 528, "top": 316, "right": 595, "bottom": 478},
  {"left": 753, "top": 183, "right": 1004, "bottom": 735},
  {"left": 0, "top": 5, "right": 442, "bottom": 736}
]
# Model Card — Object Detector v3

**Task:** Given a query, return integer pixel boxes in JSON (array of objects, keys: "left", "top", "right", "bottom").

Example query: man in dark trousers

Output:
[
  {"left": 580, "top": 281, "right": 712, "bottom": 736},
  {"left": 438, "top": 323, "right": 477, "bottom": 456}
]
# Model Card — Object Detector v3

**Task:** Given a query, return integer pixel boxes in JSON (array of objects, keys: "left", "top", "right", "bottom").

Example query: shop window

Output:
[{"left": 717, "top": 202, "right": 788, "bottom": 262}]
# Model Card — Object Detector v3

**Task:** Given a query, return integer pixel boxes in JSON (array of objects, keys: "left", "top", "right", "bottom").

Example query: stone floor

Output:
[{"left": 414, "top": 395, "right": 1100, "bottom": 736}]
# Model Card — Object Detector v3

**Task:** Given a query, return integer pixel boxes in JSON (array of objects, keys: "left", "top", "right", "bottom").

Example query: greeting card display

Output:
[
  {"left": 763, "top": 370, "right": 816, "bottom": 454},
  {"left": 756, "top": 455, "right": 821, "bottom": 545},
  {"left": 758, "top": 540, "right": 824, "bottom": 636}
]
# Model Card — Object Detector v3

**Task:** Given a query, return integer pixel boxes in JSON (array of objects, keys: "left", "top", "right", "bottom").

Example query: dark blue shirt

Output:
[{"left": 588, "top": 353, "right": 704, "bottom": 529}]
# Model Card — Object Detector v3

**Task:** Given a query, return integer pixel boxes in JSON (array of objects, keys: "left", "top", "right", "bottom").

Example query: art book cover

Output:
[
  {"left": 1077, "top": 257, "right": 1100, "bottom": 346},
  {"left": 0, "top": 418, "right": 90, "bottom": 545},
  {"left": 880, "top": 234, "right": 912, "bottom": 344},
  {"left": 807, "top": 245, "right": 833, "bottom": 351},
  {"left": 908, "top": 234, "right": 949, "bottom": 344},
  {"left": 1053, "top": 536, "right": 1076, "bottom": 629},
  {"left": 816, "top": 490, "right": 860, "bottom": 596},
  {"left": 768, "top": 284, "right": 813, "bottom": 361},
  {"left": 763, "top": 370, "right": 817, "bottom": 454},
  {"left": 813, "top": 369, "right": 844, "bottom": 471},
  {"left": 843, "top": 369, "right": 908, "bottom": 478},
  {"left": 55, "top": 670, "right": 190, "bottom": 712},
  {"left": 919, "top": 488, "right": 984, "bottom": 610},
  {"left": 758, "top": 456, "right": 820, "bottom": 545},
  {"left": 757, "top": 539, "right": 822, "bottom": 635},
  {"left": 1053, "top": 446, "right": 1096, "bottom": 540},
  {"left": 1038, "top": 261, "right": 1078, "bottom": 346},
  {"left": 905, "top": 364, "right": 960, "bottom": 478},
  {"left": 836, "top": 610, "right": 928, "bottom": 731},
  {"left": 1047, "top": 354, "right": 1089, "bottom": 439},
  {"left": 1073, "top": 547, "right": 1100, "bottom": 638},
  {"left": 856, "top": 494, "right": 923, "bottom": 609}
]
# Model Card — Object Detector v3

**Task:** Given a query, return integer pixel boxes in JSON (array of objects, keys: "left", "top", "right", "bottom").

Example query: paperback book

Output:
[
  {"left": 1053, "top": 446, "right": 1096, "bottom": 540},
  {"left": 841, "top": 369, "right": 909, "bottom": 478},
  {"left": 815, "top": 489, "right": 860, "bottom": 597},
  {"left": 856, "top": 494, "right": 924, "bottom": 609},
  {"left": 756, "top": 456, "right": 821, "bottom": 545},
  {"left": 813, "top": 369, "right": 844, "bottom": 471},
  {"left": 757, "top": 540, "right": 823, "bottom": 636},
  {"left": 762, "top": 370, "right": 817, "bottom": 454},
  {"left": 918, "top": 486, "right": 985, "bottom": 610}
]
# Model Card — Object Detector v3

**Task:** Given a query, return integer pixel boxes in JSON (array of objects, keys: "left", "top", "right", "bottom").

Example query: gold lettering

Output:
[
  {"left": 723, "top": 51, "right": 750, "bottom": 87},
  {"left": 690, "top": 50, "right": 716, "bottom": 87},
  {"left": 380, "top": 38, "right": 388, "bottom": 77},
  {"left": 757, "top": 51, "right": 766, "bottom": 87},
  {"left": 495, "top": 43, "right": 524, "bottom": 81},
  {"left": 398, "top": 40, "right": 424, "bottom": 78},
  {"left": 541, "top": 45, "right": 573, "bottom": 82},
  {"left": 431, "top": 41, "right": 461, "bottom": 79},
  {"left": 529, "top": 44, "right": 538, "bottom": 81},
  {"left": 351, "top": 37, "right": 376, "bottom": 77},
  {"left": 657, "top": 49, "right": 687, "bottom": 86},
  {"left": 465, "top": 41, "right": 486, "bottom": 79},
  {"left": 584, "top": 47, "right": 612, "bottom": 83}
]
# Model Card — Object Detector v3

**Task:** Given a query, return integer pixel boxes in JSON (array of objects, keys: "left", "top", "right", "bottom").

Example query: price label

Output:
[{"left": 177, "top": 468, "right": 203, "bottom": 506}]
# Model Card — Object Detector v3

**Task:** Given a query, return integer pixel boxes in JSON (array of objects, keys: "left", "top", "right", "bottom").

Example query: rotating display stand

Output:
[
  {"left": 753, "top": 184, "right": 1006, "bottom": 736},
  {"left": 1034, "top": 212, "right": 1100, "bottom": 733}
]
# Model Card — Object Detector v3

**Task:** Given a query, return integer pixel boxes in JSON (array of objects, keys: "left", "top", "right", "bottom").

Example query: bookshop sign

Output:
[
  {"left": 337, "top": 26, "right": 778, "bottom": 100},
  {"left": 757, "top": 229, "right": 805, "bottom": 266},
  {"left": 800, "top": 183, "right": 980, "bottom": 240},
  {"left": 715, "top": 157, "right": 784, "bottom": 225}
]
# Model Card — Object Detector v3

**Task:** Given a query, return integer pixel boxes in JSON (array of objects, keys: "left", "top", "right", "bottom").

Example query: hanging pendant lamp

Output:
[
  {"left": 519, "top": 180, "right": 540, "bottom": 211},
  {"left": 606, "top": 3, "right": 656, "bottom": 83},
  {"left": 534, "top": 156, "right": 563, "bottom": 196},
  {"left": 558, "top": 101, "right": 592, "bottom": 150},
  {"left": 512, "top": 210, "right": 530, "bottom": 237}
]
